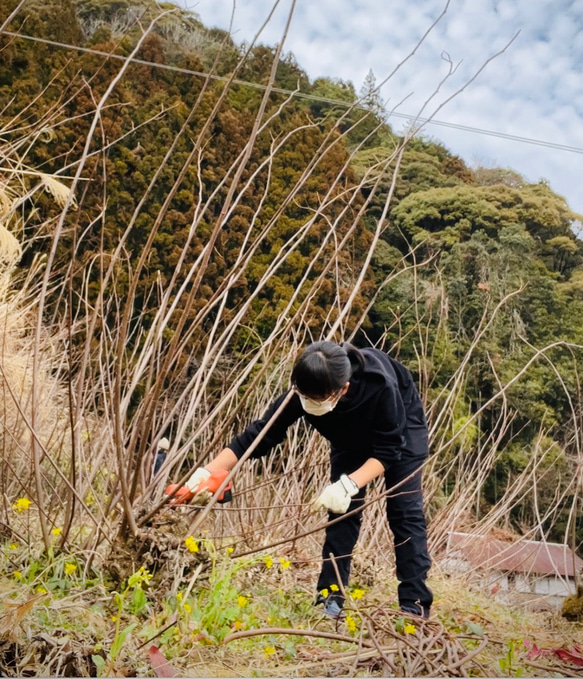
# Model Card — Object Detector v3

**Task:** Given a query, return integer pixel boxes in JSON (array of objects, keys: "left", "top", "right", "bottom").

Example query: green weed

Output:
[
  {"left": 498, "top": 639, "right": 525, "bottom": 677},
  {"left": 91, "top": 566, "right": 153, "bottom": 676}
]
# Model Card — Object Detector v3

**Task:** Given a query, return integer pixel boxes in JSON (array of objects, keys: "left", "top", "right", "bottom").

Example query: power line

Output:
[{"left": 3, "top": 29, "right": 583, "bottom": 156}]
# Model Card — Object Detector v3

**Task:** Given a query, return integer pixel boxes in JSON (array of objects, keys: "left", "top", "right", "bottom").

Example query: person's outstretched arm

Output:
[
  {"left": 348, "top": 457, "right": 385, "bottom": 488},
  {"left": 205, "top": 447, "right": 238, "bottom": 472}
]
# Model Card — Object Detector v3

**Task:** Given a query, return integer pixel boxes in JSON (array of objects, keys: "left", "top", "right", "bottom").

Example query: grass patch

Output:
[{"left": 1, "top": 539, "right": 582, "bottom": 677}]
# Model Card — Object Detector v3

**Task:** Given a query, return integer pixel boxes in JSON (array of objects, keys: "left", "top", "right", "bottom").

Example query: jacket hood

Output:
[{"left": 336, "top": 349, "right": 390, "bottom": 412}]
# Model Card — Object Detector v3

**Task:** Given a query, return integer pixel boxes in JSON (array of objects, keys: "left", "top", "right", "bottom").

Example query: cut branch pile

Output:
[{"left": 224, "top": 605, "right": 491, "bottom": 677}]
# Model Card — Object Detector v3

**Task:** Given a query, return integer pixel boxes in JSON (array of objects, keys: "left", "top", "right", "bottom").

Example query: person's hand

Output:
[
  {"left": 165, "top": 468, "right": 212, "bottom": 505},
  {"left": 183, "top": 467, "right": 213, "bottom": 504},
  {"left": 185, "top": 467, "right": 211, "bottom": 492},
  {"left": 313, "top": 475, "right": 359, "bottom": 514},
  {"left": 166, "top": 468, "right": 234, "bottom": 506},
  {"left": 165, "top": 483, "right": 194, "bottom": 505}
]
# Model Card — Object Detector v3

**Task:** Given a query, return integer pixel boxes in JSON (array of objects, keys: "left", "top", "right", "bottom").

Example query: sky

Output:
[{"left": 176, "top": 0, "right": 583, "bottom": 217}]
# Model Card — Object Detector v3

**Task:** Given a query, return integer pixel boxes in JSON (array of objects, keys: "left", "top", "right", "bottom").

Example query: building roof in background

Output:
[{"left": 447, "top": 532, "right": 583, "bottom": 578}]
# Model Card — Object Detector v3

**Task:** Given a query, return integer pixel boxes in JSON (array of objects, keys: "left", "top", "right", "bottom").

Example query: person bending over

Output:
[{"left": 183, "top": 341, "right": 433, "bottom": 619}]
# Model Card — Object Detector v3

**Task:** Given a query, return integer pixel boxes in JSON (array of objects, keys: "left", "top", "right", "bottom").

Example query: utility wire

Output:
[{"left": 3, "top": 29, "right": 583, "bottom": 156}]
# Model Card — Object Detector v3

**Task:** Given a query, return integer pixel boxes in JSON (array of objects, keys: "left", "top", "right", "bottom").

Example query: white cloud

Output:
[{"left": 185, "top": 0, "right": 583, "bottom": 214}]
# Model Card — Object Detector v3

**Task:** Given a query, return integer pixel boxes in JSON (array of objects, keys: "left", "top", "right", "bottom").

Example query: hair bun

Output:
[{"left": 291, "top": 341, "right": 355, "bottom": 398}]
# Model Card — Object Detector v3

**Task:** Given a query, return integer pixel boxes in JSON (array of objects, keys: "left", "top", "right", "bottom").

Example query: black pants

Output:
[{"left": 316, "top": 449, "right": 433, "bottom": 616}]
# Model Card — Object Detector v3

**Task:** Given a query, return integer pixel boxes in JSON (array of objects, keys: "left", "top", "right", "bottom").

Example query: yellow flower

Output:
[
  {"left": 279, "top": 557, "right": 291, "bottom": 570},
  {"left": 13, "top": 571, "right": 22, "bottom": 579},
  {"left": 52, "top": 527, "right": 62, "bottom": 536},
  {"left": 237, "top": 595, "right": 249, "bottom": 608},
  {"left": 127, "top": 566, "right": 152, "bottom": 588},
  {"left": 320, "top": 588, "right": 329, "bottom": 598},
  {"left": 183, "top": 603, "right": 192, "bottom": 614},
  {"left": 226, "top": 547, "right": 234, "bottom": 554},
  {"left": 111, "top": 615, "right": 118, "bottom": 622},
  {"left": 350, "top": 588, "right": 366, "bottom": 600},
  {"left": 232, "top": 620, "right": 245, "bottom": 630},
  {"left": 345, "top": 615, "right": 357, "bottom": 633},
  {"left": 330, "top": 584, "right": 339, "bottom": 592},
  {"left": 64, "top": 563, "right": 77, "bottom": 576},
  {"left": 263, "top": 646, "right": 276, "bottom": 658},
  {"left": 184, "top": 536, "right": 199, "bottom": 553},
  {"left": 35, "top": 586, "right": 47, "bottom": 594},
  {"left": 176, "top": 592, "right": 183, "bottom": 602},
  {"left": 9, "top": 543, "right": 18, "bottom": 550},
  {"left": 263, "top": 555, "right": 273, "bottom": 569},
  {"left": 404, "top": 623, "right": 417, "bottom": 635},
  {"left": 12, "top": 497, "right": 31, "bottom": 513}
]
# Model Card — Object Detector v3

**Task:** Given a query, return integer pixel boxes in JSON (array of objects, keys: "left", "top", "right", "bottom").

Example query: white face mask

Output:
[{"left": 298, "top": 392, "right": 341, "bottom": 416}]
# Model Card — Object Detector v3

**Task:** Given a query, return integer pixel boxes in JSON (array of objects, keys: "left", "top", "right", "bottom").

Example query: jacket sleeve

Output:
[
  {"left": 370, "top": 385, "right": 407, "bottom": 467},
  {"left": 227, "top": 392, "right": 304, "bottom": 460}
]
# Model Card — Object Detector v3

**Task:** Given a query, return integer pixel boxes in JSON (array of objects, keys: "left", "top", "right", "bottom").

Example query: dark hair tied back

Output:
[
  {"left": 341, "top": 341, "right": 365, "bottom": 377},
  {"left": 291, "top": 341, "right": 364, "bottom": 399}
]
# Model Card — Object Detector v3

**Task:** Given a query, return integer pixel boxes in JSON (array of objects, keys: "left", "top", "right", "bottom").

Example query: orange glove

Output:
[
  {"left": 164, "top": 484, "right": 195, "bottom": 505},
  {"left": 165, "top": 469, "right": 233, "bottom": 505}
]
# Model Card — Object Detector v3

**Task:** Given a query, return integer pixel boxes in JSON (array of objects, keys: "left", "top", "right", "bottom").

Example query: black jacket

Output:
[{"left": 228, "top": 348, "right": 428, "bottom": 472}]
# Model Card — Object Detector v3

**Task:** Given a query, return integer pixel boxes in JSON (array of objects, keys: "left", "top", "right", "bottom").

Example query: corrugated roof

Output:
[{"left": 447, "top": 532, "right": 583, "bottom": 577}]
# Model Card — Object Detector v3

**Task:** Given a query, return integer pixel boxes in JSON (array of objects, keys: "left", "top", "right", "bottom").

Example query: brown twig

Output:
[{"left": 222, "top": 626, "right": 374, "bottom": 647}]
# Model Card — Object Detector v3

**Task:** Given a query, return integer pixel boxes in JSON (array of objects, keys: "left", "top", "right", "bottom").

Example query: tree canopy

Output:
[{"left": 1, "top": 0, "right": 582, "bottom": 549}]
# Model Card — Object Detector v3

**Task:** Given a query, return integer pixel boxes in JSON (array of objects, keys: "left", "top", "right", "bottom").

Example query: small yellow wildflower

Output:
[
  {"left": 232, "top": 620, "right": 245, "bottom": 630},
  {"left": 320, "top": 588, "right": 329, "bottom": 598},
  {"left": 52, "top": 527, "right": 62, "bottom": 536},
  {"left": 263, "top": 646, "right": 276, "bottom": 658},
  {"left": 127, "top": 566, "right": 152, "bottom": 588},
  {"left": 226, "top": 547, "right": 234, "bottom": 554},
  {"left": 404, "top": 623, "right": 417, "bottom": 635},
  {"left": 263, "top": 555, "right": 273, "bottom": 568},
  {"left": 35, "top": 586, "right": 47, "bottom": 594},
  {"left": 13, "top": 571, "right": 22, "bottom": 579},
  {"left": 184, "top": 536, "right": 199, "bottom": 553},
  {"left": 183, "top": 603, "right": 192, "bottom": 614},
  {"left": 176, "top": 592, "right": 183, "bottom": 602},
  {"left": 345, "top": 615, "right": 357, "bottom": 633},
  {"left": 279, "top": 557, "right": 291, "bottom": 570},
  {"left": 350, "top": 588, "right": 366, "bottom": 600},
  {"left": 9, "top": 543, "right": 18, "bottom": 550},
  {"left": 111, "top": 615, "right": 118, "bottom": 622},
  {"left": 330, "top": 584, "right": 339, "bottom": 592},
  {"left": 237, "top": 595, "right": 249, "bottom": 608},
  {"left": 12, "top": 497, "right": 31, "bottom": 513},
  {"left": 64, "top": 563, "right": 77, "bottom": 576}
]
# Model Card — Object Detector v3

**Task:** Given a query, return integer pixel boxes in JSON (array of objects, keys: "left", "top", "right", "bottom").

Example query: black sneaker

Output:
[
  {"left": 400, "top": 604, "right": 430, "bottom": 619},
  {"left": 314, "top": 594, "right": 344, "bottom": 619}
]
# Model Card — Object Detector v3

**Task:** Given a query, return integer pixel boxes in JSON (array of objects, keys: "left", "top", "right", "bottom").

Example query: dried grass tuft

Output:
[
  {"left": 0, "top": 181, "right": 13, "bottom": 215},
  {"left": 0, "top": 223, "right": 21, "bottom": 263},
  {"left": 39, "top": 173, "right": 77, "bottom": 209}
]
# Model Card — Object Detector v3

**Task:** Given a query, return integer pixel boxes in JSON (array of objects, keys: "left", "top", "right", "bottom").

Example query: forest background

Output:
[{"left": 0, "top": 0, "right": 582, "bottom": 676}]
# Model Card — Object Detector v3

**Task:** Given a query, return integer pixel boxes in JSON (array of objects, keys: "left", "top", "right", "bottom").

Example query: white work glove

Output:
[
  {"left": 185, "top": 467, "right": 211, "bottom": 493},
  {"left": 313, "top": 474, "right": 359, "bottom": 514}
]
